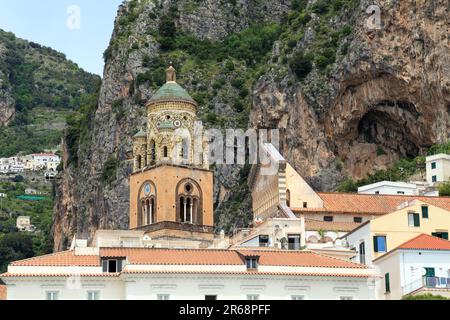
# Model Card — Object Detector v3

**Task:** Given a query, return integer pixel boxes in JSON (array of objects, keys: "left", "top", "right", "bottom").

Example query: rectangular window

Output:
[
  {"left": 288, "top": 234, "right": 301, "bottom": 250},
  {"left": 205, "top": 295, "right": 217, "bottom": 301},
  {"left": 157, "top": 294, "right": 170, "bottom": 300},
  {"left": 102, "top": 259, "right": 123, "bottom": 273},
  {"left": 354, "top": 217, "right": 363, "bottom": 223},
  {"left": 397, "top": 191, "right": 405, "bottom": 195},
  {"left": 375, "top": 191, "right": 380, "bottom": 195},
  {"left": 46, "top": 291, "right": 59, "bottom": 301},
  {"left": 324, "top": 216, "right": 334, "bottom": 222},
  {"left": 247, "top": 295, "right": 260, "bottom": 300},
  {"left": 385, "top": 273, "right": 391, "bottom": 293},
  {"left": 359, "top": 242, "right": 366, "bottom": 265},
  {"left": 373, "top": 236, "right": 387, "bottom": 253},
  {"left": 291, "top": 295, "right": 305, "bottom": 300},
  {"left": 408, "top": 213, "right": 420, "bottom": 227},
  {"left": 422, "top": 206, "right": 429, "bottom": 219},
  {"left": 432, "top": 176, "right": 437, "bottom": 183},
  {"left": 303, "top": 202, "right": 308, "bottom": 208},
  {"left": 259, "top": 235, "right": 270, "bottom": 247},
  {"left": 431, "top": 162, "right": 437, "bottom": 170},
  {"left": 432, "top": 232, "right": 449, "bottom": 240},
  {"left": 246, "top": 257, "right": 259, "bottom": 270},
  {"left": 87, "top": 291, "right": 100, "bottom": 301}
]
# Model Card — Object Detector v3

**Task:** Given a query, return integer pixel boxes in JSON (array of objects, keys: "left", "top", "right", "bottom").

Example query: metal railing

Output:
[{"left": 403, "top": 276, "right": 450, "bottom": 296}]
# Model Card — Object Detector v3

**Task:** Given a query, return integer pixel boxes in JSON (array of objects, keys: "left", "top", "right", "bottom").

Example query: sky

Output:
[{"left": 0, "top": 0, "right": 124, "bottom": 76}]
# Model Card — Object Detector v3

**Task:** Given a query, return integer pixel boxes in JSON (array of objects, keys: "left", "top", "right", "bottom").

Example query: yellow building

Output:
[
  {"left": 129, "top": 65, "right": 215, "bottom": 244},
  {"left": 345, "top": 200, "right": 450, "bottom": 265}
]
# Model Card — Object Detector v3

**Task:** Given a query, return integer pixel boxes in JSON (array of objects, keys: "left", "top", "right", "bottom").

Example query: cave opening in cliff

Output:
[{"left": 357, "top": 109, "right": 419, "bottom": 158}]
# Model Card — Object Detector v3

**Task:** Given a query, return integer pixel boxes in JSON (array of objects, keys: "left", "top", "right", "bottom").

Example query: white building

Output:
[
  {"left": 16, "top": 216, "right": 35, "bottom": 232},
  {"left": 29, "top": 153, "right": 60, "bottom": 171},
  {"left": 1, "top": 242, "right": 377, "bottom": 300},
  {"left": 358, "top": 181, "right": 420, "bottom": 196},
  {"left": 426, "top": 154, "right": 450, "bottom": 185},
  {"left": 373, "top": 234, "right": 450, "bottom": 300}
]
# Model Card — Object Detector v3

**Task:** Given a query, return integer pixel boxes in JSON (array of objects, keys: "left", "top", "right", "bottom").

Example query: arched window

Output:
[
  {"left": 181, "top": 139, "right": 189, "bottom": 160},
  {"left": 177, "top": 180, "right": 202, "bottom": 225},
  {"left": 137, "top": 181, "right": 157, "bottom": 228},
  {"left": 136, "top": 155, "right": 142, "bottom": 170},
  {"left": 150, "top": 140, "right": 156, "bottom": 163}
]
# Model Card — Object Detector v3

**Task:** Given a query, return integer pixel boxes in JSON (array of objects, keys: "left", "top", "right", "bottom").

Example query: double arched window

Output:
[
  {"left": 176, "top": 179, "right": 202, "bottom": 225},
  {"left": 137, "top": 181, "right": 157, "bottom": 227}
]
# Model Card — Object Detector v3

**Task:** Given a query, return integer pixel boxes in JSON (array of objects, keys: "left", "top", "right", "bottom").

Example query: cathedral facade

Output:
[{"left": 129, "top": 66, "right": 214, "bottom": 243}]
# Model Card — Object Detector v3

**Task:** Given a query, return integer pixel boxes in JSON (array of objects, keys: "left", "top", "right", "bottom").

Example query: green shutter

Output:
[
  {"left": 422, "top": 206, "right": 429, "bottom": 218},
  {"left": 373, "top": 236, "right": 378, "bottom": 252},
  {"left": 414, "top": 213, "right": 420, "bottom": 227},
  {"left": 385, "top": 274, "right": 391, "bottom": 293},
  {"left": 443, "top": 233, "right": 449, "bottom": 240}
]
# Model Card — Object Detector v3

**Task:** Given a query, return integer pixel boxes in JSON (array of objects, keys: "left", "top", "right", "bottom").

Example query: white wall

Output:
[
  {"left": 426, "top": 156, "right": 450, "bottom": 185},
  {"left": 374, "top": 250, "right": 450, "bottom": 300},
  {"left": 123, "top": 274, "right": 375, "bottom": 300},
  {"left": 346, "top": 224, "right": 372, "bottom": 265},
  {"left": 4, "top": 274, "right": 376, "bottom": 300},
  {"left": 358, "top": 184, "right": 418, "bottom": 196},
  {"left": 5, "top": 278, "right": 124, "bottom": 300}
]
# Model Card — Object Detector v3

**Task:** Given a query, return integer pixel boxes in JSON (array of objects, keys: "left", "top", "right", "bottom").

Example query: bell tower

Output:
[{"left": 129, "top": 65, "right": 214, "bottom": 245}]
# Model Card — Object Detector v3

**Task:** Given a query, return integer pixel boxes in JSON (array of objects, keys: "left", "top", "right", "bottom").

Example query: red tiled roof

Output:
[
  {"left": 0, "top": 273, "right": 119, "bottom": 278},
  {"left": 398, "top": 234, "right": 450, "bottom": 250},
  {"left": 100, "top": 248, "right": 367, "bottom": 269},
  {"left": 9, "top": 248, "right": 367, "bottom": 270},
  {"left": 10, "top": 251, "right": 100, "bottom": 267},
  {"left": 101, "top": 248, "right": 244, "bottom": 265},
  {"left": 293, "top": 193, "right": 450, "bottom": 215},
  {"left": 0, "top": 285, "right": 6, "bottom": 300},
  {"left": 305, "top": 219, "right": 361, "bottom": 232}
]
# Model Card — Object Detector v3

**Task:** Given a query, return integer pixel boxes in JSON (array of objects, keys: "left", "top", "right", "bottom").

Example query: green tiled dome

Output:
[{"left": 149, "top": 82, "right": 197, "bottom": 105}]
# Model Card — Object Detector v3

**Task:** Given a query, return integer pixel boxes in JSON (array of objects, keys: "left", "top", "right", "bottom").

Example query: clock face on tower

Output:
[{"left": 144, "top": 183, "right": 151, "bottom": 196}]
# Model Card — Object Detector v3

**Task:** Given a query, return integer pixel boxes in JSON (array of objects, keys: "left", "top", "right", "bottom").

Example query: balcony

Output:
[{"left": 403, "top": 276, "right": 450, "bottom": 297}]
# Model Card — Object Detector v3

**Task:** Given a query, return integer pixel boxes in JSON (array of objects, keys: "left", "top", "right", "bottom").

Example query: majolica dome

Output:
[{"left": 148, "top": 65, "right": 197, "bottom": 107}]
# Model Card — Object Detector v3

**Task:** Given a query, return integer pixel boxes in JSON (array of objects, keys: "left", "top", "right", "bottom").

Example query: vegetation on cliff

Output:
[{"left": 0, "top": 29, "right": 101, "bottom": 158}]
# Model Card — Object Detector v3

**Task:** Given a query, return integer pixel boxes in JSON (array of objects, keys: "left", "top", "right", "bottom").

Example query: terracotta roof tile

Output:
[
  {"left": 293, "top": 193, "right": 450, "bottom": 215},
  {"left": 398, "top": 234, "right": 450, "bottom": 250},
  {"left": 0, "top": 273, "right": 119, "bottom": 278},
  {"left": 100, "top": 248, "right": 243, "bottom": 265},
  {"left": 236, "top": 250, "right": 368, "bottom": 269},
  {"left": 100, "top": 248, "right": 367, "bottom": 269},
  {"left": 305, "top": 219, "right": 361, "bottom": 232},
  {"left": 11, "top": 251, "right": 100, "bottom": 267}
]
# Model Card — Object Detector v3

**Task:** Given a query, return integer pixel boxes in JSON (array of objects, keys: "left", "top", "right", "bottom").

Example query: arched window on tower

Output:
[
  {"left": 181, "top": 138, "right": 189, "bottom": 161},
  {"left": 136, "top": 155, "right": 142, "bottom": 170},
  {"left": 150, "top": 140, "right": 156, "bottom": 163},
  {"left": 138, "top": 181, "right": 157, "bottom": 228},
  {"left": 177, "top": 181, "right": 202, "bottom": 225}
]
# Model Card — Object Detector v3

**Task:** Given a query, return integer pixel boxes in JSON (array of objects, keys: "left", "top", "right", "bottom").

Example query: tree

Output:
[
  {"left": 439, "top": 182, "right": 450, "bottom": 196},
  {"left": 402, "top": 293, "right": 449, "bottom": 300},
  {"left": 0, "top": 232, "right": 35, "bottom": 272},
  {"left": 290, "top": 51, "right": 313, "bottom": 80}
]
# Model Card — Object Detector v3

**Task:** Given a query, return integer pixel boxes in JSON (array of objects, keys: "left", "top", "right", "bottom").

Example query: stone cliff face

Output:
[
  {"left": 251, "top": 0, "right": 450, "bottom": 190},
  {"left": 53, "top": 0, "right": 450, "bottom": 250},
  {"left": 0, "top": 43, "right": 15, "bottom": 125}
]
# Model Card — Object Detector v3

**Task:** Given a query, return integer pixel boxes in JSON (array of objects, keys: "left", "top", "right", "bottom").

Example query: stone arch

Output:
[
  {"left": 137, "top": 180, "right": 157, "bottom": 227},
  {"left": 175, "top": 178, "right": 203, "bottom": 225}
]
